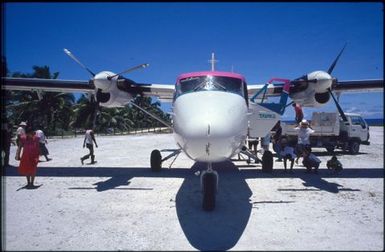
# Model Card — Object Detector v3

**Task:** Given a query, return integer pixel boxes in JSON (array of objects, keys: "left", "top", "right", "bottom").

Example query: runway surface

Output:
[{"left": 2, "top": 127, "right": 384, "bottom": 250}]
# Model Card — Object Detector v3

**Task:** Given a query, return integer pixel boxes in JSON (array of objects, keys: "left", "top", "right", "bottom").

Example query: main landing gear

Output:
[
  {"left": 201, "top": 163, "right": 218, "bottom": 211},
  {"left": 150, "top": 149, "right": 181, "bottom": 172}
]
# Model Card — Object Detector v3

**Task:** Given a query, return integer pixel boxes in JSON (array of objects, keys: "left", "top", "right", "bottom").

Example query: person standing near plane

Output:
[
  {"left": 15, "top": 125, "right": 40, "bottom": 188},
  {"left": 294, "top": 119, "right": 314, "bottom": 164},
  {"left": 272, "top": 121, "right": 283, "bottom": 162},
  {"left": 16, "top": 121, "right": 27, "bottom": 147},
  {"left": 292, "top": 103, "right": 304, "bottom": 125},
  {"left": 1, "top": 121, "right": 13, "bottom": 167},
  {"left": 81, "top": 128, "right": 98, "bottom": 165},
  {"left": 35, "top": 128, "right": 52, "bottom": 162}
]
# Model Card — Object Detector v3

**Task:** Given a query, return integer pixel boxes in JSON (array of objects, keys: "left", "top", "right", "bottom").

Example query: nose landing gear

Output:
[{"left": 201, "top": 163, "right": 218, "bottom": 211}]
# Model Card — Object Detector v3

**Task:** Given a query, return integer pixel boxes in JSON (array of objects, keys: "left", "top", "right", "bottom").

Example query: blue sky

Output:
[{"left": 4, "top": 2, "right": 384, "bottom": 119}]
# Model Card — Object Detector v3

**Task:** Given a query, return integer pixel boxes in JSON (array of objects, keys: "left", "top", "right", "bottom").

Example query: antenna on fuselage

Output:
[{"left": 208, "top": 52, "right": 218, "bottom": 71}]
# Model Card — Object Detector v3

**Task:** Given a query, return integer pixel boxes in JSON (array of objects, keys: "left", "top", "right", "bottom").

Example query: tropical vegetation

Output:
[{"left": 2, "top": 63, "right": 172, "bottom": 136}]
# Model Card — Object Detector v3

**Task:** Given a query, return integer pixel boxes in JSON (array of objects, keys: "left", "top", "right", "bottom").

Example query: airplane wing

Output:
[
  {"left": 2, "top": 77, "right": 175, "bottom": 102},
  {"left": 247, "top": 79, "right": 383, "bottom": 98},
  {"left": 2, "top": 77, "right": 95, "bottom": 93},
  {"left": 138, "top": 83, "right": 175, "bottom": 102},
  {"left": 332, "top": 79, "right": 384, "bottom": 92}
]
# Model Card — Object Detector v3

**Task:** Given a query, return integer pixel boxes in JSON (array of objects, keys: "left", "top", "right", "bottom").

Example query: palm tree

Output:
[
  {"left": 6, "top": 66, "right": 75, "bottom": 135},
  {"left": 97, "top": 107, "right": 134, "bottom": 133},
  {"left": 69, "top": 94, "right": 97, "bottom": 130}
]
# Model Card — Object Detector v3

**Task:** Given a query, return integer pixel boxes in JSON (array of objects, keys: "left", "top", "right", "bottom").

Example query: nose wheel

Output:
[{"left": 201, "top": 163, "right": 218, "bottom": 211}]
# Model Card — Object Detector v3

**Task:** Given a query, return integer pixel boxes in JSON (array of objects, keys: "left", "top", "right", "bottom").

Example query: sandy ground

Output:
[{"left": 2, "top": 127, "right": 384, "bottom": 251}]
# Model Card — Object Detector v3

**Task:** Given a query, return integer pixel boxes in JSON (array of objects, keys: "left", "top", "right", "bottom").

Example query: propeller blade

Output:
[
  {"left": 327, "top": 43, "right": 347, "bottom": 75},
  {"left": 64, "top": 48, "right": 96, "bottom": 77},
  {"left": 107, "top": 63, "right": 149, "bottom": 80},
  {"left": 328, "top": 88, "right": 348, "bottom": 122}
]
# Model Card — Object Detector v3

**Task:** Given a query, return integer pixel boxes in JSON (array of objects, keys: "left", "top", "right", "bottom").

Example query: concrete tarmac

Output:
[{"left": 2, "top": 127, "right": 384, "bottom": 250}]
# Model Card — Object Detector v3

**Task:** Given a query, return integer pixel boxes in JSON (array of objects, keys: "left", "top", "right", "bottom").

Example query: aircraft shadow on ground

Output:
[
  {"left": 4, "top": 163, "right": 383, "bottom": 249},
  {"left": 241, "top": 167, "right": 383, "bottom": 193},
  {"left": 175, "top": 161, "right": 252, "bottom": 251},
  {"left": 4, "top": 165, "right": 383, "bottom": 193}
]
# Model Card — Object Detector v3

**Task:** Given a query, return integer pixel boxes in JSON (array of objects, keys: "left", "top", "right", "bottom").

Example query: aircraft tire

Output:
[
  {"left": 150, "top": 149, "right": 162, "bottom": 172},
  {"left": 202, "top": 172, "right": 217, "bottom": 211},
  {"left": 262, "top": 150, "right": 273, "bottom": 172}
]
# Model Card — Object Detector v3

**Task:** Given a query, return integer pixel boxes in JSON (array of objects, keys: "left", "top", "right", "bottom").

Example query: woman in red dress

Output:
[{"left": 15, "top": 126, "right": 40, "bottom": 188}]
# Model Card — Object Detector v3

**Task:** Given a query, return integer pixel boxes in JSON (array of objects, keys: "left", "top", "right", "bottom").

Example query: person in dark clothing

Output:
[
  {"left": 1, "top": 122, "right": 13, "bottom": 166},
  {"left": 272, "top": 121, "right": 283, "bottom": 161},
  {"left": 302, "top": 146, "right": 321, "bottom": 174},
  {"left": 327, "top": 155, "right": 343, "bottom": 174}
]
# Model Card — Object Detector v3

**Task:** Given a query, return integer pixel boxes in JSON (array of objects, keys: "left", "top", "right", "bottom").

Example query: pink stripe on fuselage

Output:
[{"left": 176, "top": 71, "right": 246, "bottom": 83}]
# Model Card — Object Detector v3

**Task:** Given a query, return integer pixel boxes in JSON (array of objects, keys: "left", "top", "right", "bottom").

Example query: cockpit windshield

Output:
[{"left": 176, "top": 75, "right": 245, "bottom": 98}]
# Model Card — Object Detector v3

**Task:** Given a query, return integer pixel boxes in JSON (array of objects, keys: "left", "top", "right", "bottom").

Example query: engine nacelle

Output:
[
  {"left": 92, "top": 71, "right": 136, "bottom": 108},
  {"left": 289, "top": 70, "right": 333, "bottom": 107},
  {"left": 97, "top": 85, "right": 134, "bottom": 108},
  {"left": 314, "top": 92, "right": 330, "bottom": 104}
]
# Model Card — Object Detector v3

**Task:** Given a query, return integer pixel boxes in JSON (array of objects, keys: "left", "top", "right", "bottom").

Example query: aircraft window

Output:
[{"left": 176, "top": 76, "right": 244, "bottom": 97}]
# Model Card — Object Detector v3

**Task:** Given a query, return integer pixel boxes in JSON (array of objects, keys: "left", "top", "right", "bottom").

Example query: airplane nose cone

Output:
[{"left": 173, "top": 91, "right": 248, "bottom": 162}]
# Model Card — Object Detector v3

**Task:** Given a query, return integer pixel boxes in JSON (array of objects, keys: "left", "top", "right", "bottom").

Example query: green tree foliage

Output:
[{"left": 5, "top": 65, "right": 75, "bottom": 135}]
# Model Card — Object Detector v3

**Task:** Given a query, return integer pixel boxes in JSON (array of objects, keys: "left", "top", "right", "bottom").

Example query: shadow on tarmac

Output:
[
  {"left": 4, "top": 163, "right": 383, "bottom": 250},
  {"left": 175, "top": 161, "right": 252, "bottom": 251}
]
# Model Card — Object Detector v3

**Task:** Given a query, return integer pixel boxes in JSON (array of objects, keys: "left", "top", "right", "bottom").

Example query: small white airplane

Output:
[{"left": 2, "top": 46, "right": 383, "bottom": 210}]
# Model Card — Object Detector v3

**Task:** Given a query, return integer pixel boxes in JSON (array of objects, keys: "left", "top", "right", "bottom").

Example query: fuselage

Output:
[{"left": 172, "top": 71, "right": 249, "bottom": 162}]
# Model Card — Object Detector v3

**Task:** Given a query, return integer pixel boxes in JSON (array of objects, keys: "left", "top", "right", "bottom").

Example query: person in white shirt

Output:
[
  {"left": 81, "top": 128, "right": 98, "bottom": 165},
  {"left": 280, "top": 138, "right": 296, "bottom": 173},
  {"left": 16, "top": 121, "right": 27, "bottom": 147},
  {"left": 35, "top": 129, "right": 51, "bottom": 161},
  {"left": 294, "top": 119, "right": 314, "bottom": 164}
]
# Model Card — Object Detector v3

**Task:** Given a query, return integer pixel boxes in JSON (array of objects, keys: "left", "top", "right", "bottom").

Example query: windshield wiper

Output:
[
  {"left": 212, "top": 81, "right": 227, "bottom": 91},
  {"left": 192, "top": 79, "right": 227, "bottom": 92}
]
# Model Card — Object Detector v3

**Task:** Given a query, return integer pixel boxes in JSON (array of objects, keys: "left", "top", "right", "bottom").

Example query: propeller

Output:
[
  {"left": 107, "top": 64, "right": 149, "bottom": 80},
  {"left": 64, "top": 48, "right": 150, "bottom": 129},
  {"left": 327, "top": 43, "right": 347, "bottom": 75},
  {"left": 64, "top": 48, "right": 103, "bottom": 129},
  {"left": 326, "top": 43, "right": 349, "bottom": 122},
  {"left": 328, "top": 88, "right": 348, "bottom": 122},
  {"left": 63, "top": 48, "right": 95, "bottom": 77}
]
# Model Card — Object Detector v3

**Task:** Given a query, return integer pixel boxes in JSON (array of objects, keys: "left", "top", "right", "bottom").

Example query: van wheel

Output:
[{"left": 349, "top": 141, "right": 360, "bottom": 154}]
